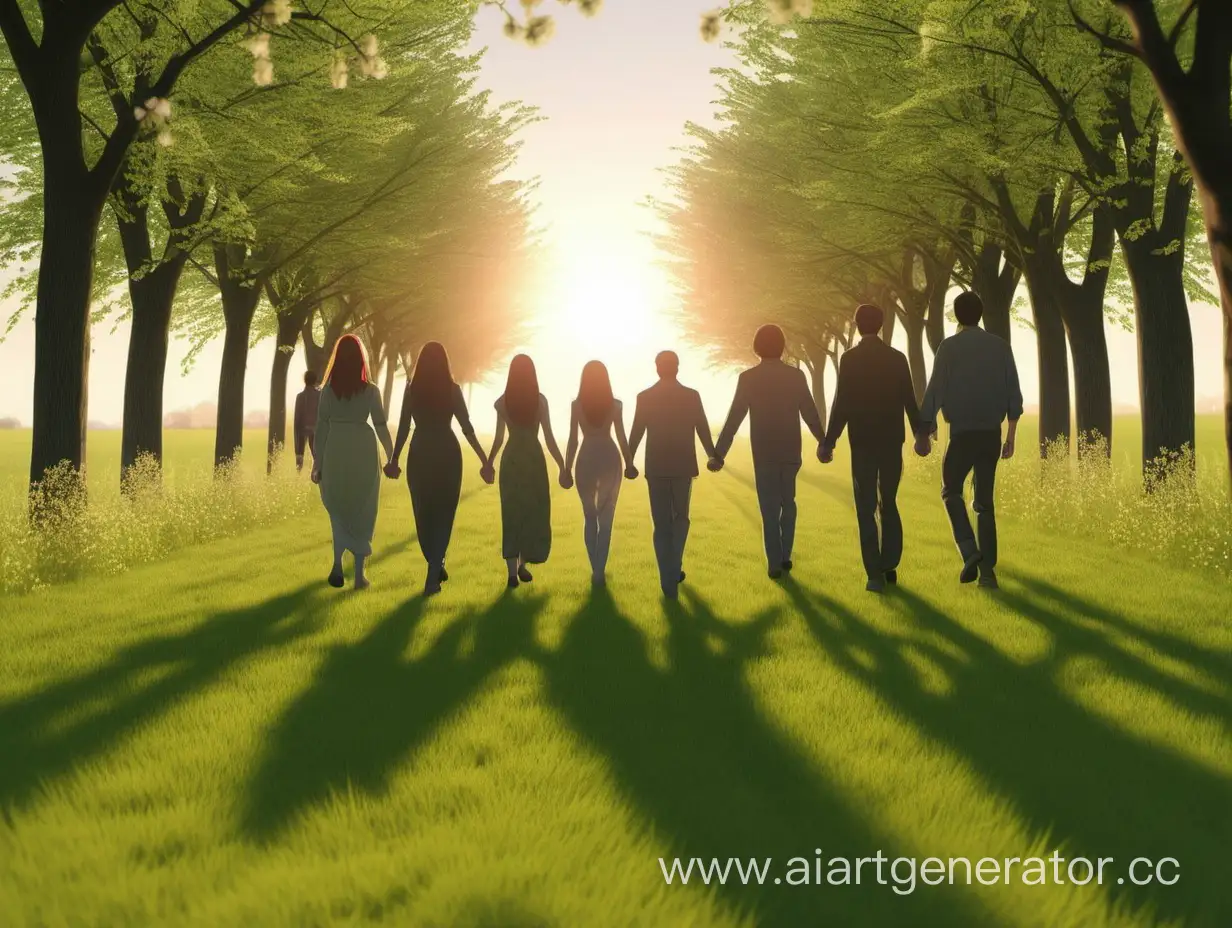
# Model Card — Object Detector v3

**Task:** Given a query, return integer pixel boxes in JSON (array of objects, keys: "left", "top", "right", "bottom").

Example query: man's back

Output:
[
  {"left": 826, "top": 337, "right": 920, "bottom": 448},
  {"left": 634, "top": 380, "right": 707, "bottom": 479},
  {"left": 920, "top": 327, "right": 1023, "bottom": 434},
  {"left": 718, "top": 360, "right": 821, "bottom": 465}
]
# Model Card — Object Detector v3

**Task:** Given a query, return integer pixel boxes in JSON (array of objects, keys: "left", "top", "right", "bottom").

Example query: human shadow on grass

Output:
[
  {"left": 0, "top": 584, "right": 326, "bottom": 813},
  {"left": 1003, "top": 570, "right": 1232, "bottom": 718},
  {"left": 241, "top": 591, "right": 547, "bottom": 840},
  {"left": 783, "top": 578, "right": 1230, "bottom": 925},
  {"left": 541, "top": 587, "right": 989, "bottom": 927}
]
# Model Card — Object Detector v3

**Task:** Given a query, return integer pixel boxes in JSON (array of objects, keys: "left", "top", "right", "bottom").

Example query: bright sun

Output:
[{"left": 534, "top": 243, "right": 675, "bottom": 362}]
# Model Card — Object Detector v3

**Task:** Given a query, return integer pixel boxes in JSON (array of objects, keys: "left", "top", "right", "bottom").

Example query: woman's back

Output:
[{"left": 576, "top": 399, "right": 619, "bottom": 441}]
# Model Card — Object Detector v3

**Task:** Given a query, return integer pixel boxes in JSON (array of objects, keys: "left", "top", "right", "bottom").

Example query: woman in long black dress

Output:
[{"left": 386, "top": 342, "right": 489, "bottom": 595}]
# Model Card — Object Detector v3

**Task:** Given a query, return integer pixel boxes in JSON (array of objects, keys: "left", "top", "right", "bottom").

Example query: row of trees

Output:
[
  {"left": 1, "top": 0, "right": 545, "bottom": 490},
  {"left": 667, "top": 0, "right": 1230, "bottom": 482}
]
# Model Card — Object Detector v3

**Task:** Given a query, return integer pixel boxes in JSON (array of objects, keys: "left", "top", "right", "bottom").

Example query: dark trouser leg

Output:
[
  {"left": 971, "top": 436, "right": 1001, "bottom": 568},
  {"left": 670, "top": 478, "right": 692, "bottom": 578},
  {"left": 647, "top": 479, "right": 677, "bottom": 592},
  {"left": 878, "top": 449, "right": 904, "bottom": 572},
  {"left": 941, "top": 435, "right": 978, "bottom": 558},
  {"left": 850, "top": 446, "right": 883, "bottom": 579},
  {"left": 779, "top": 465, "right": 800, "bottom": 563},
  {"left": 754, "top": 462, "right": 785, "bottom": 569}
]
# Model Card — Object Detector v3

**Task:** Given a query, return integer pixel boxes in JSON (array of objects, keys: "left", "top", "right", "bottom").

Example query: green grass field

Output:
[{"left": 0, "top": 425, "right": 1229, "bottom": 927}]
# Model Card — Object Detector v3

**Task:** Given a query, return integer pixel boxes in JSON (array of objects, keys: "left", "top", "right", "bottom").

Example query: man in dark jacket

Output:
[
  {"left": 820, "top": 304, "right": 922, "bottom": 592},
  {"left": 714, "top": 324, "right": 825, "bottom": 579},
  {"left": 293, "top": 370, "right": 321, "bottom": 473},
  {"left": 916, "top": 291, "right": 1023, "bottom": 589}
]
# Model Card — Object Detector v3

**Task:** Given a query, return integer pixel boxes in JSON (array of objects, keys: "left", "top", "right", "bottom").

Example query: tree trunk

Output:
[
  {"left": 214, "top": 245, "right": 263, "bottom": 469},
  {"left": 902, "top": 312, "right": 927, "bottom": 404},
  {"left": 1020, "top": 259, "right": 1073, "bottom": 456},
  {"left": 971, "top": 244, "right": 1020, "bottom": 344},
  {"left": 266, "top": 308, "right": 305, "bottom": 473},
  {"left": 28, "top": 167, "right": 105, "bottom": 487},
  {"left": 1120, "top": 238, "right": 1195, "bottom": 468},
  {"left": 302, "top": 312, "right": 326, "bottom": 378},
  {"left": 382, "top": 356, "right": 397, "bottom": 414},
  {"left": 803, "top": 340, "right": 829, "bottom": 426},
  {"left": 121, "top": 263, "right": 184, "bottom": 476},
  {"left": 923, "top": 250, "right": 956, "bottom": 353},
  {"left": 1208, "top": 220, "right": 1232, "bottom": 490}
]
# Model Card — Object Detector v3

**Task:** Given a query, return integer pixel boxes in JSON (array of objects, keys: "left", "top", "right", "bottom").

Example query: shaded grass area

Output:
[{"left": 0, "top": 438, "right": 1229, "bottom": 927}]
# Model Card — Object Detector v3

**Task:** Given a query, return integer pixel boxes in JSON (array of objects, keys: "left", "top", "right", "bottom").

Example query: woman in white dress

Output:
[{"left": 561, "top": 361, "right": 637, "bottom": 586}]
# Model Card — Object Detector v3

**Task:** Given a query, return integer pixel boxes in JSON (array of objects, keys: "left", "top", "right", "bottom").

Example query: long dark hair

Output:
[
  {"left": 408, "top": 341, "right": 454, "bottom": 412},
  {"left": 324, "top": 334, "right": 370, "bottom": 400},
  {"left": 503, "top": 354, "right": 539, "bottom": 428},
  {"left": 577, "top": 360, "right": 614, "bottom": 426}
]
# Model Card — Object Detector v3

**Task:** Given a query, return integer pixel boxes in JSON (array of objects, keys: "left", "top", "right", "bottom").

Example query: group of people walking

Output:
[{"left": 302, "top": 290, "right": 1021, "bottom": 597}]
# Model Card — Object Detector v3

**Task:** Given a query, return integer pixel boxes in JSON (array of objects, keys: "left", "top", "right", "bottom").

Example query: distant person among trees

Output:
[
  {"left": 293, "top": 370, "right": 321, "bottom": 473},
  {"left": 385, "top": 342, "right": 490, "bottom": 597},
  {"left": 561, "top": 361, "right": 638, "bottom": 587},
  {"left": 311, "top": 334, "right": 394, "bottom": 591},
  {"left": 819, "top": 304, "right": 923, "bottom": 593},
  {"left": 629, "top": 350, "right": 721, "bottom": 599},
  {"left": 916, "top": 292, "right": 1024, "bottom": 590},
  {"left": 714, "top": 323, "right": 825, "bottom": 579},
  {"left": 483, "top": 354, "right": 566, "bottom": 589}
]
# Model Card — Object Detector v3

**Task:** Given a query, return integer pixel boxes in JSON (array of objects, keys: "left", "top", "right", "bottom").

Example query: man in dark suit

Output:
[
  {"left": 714, "top": 324, "right": 825, "bottom": 579},
  {"left": 820, "top": 304, "right": 923, "bottom": 592},
  {"left": 629, "top": 351, "right": 721, "bottom": 599}
]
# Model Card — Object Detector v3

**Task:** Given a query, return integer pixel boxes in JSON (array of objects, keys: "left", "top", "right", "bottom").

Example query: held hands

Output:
[
  {"left": 706, "top": 455, "right": 724, "bottom": 473},
  {"left": 817, "top": 443, "right": 834, "bottom": 465},
  {"left": 624, "top": 464, "right": 639, "bottom": 480},
  {"left": 1001, "top": 439, "right": 1016, "bottom": 460},
  {"left": 383, "top": 461, "right": 401, "bottom": 480},
  {"left": 559, "top": 469, "right": 574, "bottom": 490},
  {"left": 914, "top": 433, "right": 933, "bottom": 458},
  {"left": 479, "top": 463, "right": 496, "bottom": 486},
  {"left": 310, "top": 468, "right": 321, "bottom": 485}
]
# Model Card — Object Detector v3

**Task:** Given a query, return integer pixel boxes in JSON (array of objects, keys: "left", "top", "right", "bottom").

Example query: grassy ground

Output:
[{"left": 0, "top": 426, "right": 1229, "bottom": 927}]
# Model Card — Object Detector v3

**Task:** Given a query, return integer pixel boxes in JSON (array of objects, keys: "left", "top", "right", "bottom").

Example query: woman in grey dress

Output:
[
  {"left": 311, "top": 334, "right": 393, "bottom": 590},
  {"left": 561, "top": 361, "right": 637, "bottom": 586},
  {"left": 386, "top": 342, "right": 489, "bottom": 596},
  {"left": 482, "top": 354, "right": 566, "bottom": 588}
]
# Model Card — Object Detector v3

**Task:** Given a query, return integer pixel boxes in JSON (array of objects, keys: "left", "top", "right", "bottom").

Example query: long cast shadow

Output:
[
  {"left": 542, "top": 587, "right": 988, "bottom": 926},
  {"left": 241, "top": 591, "right": 547, "bottom": 840},
  {"left": 783, "top": 578, "right": 1231, "bottom": 925},
  {"left": 0, "top": 584, "right": 326, "bottom": 812}
]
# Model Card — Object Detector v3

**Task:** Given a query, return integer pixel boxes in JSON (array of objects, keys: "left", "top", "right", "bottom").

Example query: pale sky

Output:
[{"left": 0, "top": 0, "right": 1226, "bottom": 435}]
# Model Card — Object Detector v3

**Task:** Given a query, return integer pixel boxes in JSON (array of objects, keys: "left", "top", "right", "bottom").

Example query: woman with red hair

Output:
[{"left": 311, "top": 334, "right": 394, "bottom": 589}]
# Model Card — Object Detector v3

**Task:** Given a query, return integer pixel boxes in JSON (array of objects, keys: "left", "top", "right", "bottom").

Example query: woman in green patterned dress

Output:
[
  {"left": 482, "top": 354, "right": 566, "bottom": 588},
  {"left": 311, "top": 334, "right": 393, "bottom": 590}
]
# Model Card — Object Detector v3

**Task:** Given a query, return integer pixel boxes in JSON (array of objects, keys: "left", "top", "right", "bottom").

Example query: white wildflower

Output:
[
  {"left": 261, "top": 0, "right": 292, "bottom": 28},
  {"left": 253, "top": 56, "right": 275, "bottom": 86},
  {"left": 329, "top": 56, "right": 349, "bottom": 89},
  {"left": 242, "top": 32, "right": 271, "bottom": 60}
]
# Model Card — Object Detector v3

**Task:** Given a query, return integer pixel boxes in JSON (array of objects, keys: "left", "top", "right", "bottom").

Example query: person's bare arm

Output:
[
  {"left": 370, "top": 386, "right": 394, "bottom": 461},
  {"left": 613, "top": 401, "right": 636, "bottom": 475},
  {"left": 540, "top": 395, "right": 566, "bottom": 471},
  {"left": 486, "top": 403, "right": 507, "bottom": 465},
  {"left": 390, "top": 384, "right": 413, "bottom": 465},
  {"left": 453, "top": 384, "right": 487, "bottom": 467},
  {"left": 564, "top": 400, "right": 580, "bottom": 473}
]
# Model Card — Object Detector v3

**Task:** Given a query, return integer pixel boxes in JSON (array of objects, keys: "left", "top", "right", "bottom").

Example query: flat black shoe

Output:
[
  {"left": 679, "top": 571, "right": 686, "bottom": 584},
  {"left": 328, "top": 569, "right": 344, "bottom": 589},
  {"left": 439, "top": 565, "right": 449, "bottom": 583},
  {"left": 782, "top": 560, "right": 793, "bottom": 572},
  {"left": 960, "top": 552, "right": 983, "bottom": 584},
  {"left": 769, "top": 569, "right": 783, "bottom": 580},
  {"left": 518, "top": 565, "right": 533, "bottom": 583},
  {"left": 885, "top": 569, "right": 897, "bottom": 585},
  {"left": 507, "top": 576, "right": 519, "bottom": 589}
]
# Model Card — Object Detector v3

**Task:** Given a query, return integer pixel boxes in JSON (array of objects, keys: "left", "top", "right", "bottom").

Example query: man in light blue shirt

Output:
[{"left": 916, "top": 292, "right": 1023, "bottom": 588}]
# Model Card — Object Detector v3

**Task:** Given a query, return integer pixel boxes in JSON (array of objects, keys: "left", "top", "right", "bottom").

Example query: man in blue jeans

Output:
[{"left": 916, "top": 292, "right": 1023, "bottom": 589}]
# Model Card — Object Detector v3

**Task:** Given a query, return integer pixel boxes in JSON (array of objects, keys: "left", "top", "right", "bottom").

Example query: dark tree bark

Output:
[
  {"left": 213, "top": 244, "right": 264, "bottom": 469},
  {"left": 116, "top": 179, "right": 206, "bottom": 481},
  {"left": 266, "top": 297, "right": 315, "bottom": 472},
  {"left": 901, "top": 311, "right": 927, "bottom": 404},
  {"left": 970, "top": 244, "right": 1021, "bottom": 344},
  {"left": 803, "top": 338, "right": 830, "bottom": 426},
  {"left": 382, "top": 354, "right": 397, "bottom": 415},
  {"left": 0, "top": 0, "right": 266, "bottom": 492},
  {"left": 923, "top": 249, "right": 957, "bottom": 353},
  {"left": 1102, "top": 0, "right": 1232, "bottom": 484},
  {"left": 302, "top": 313, "right": 327, "bottom": 379}
]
